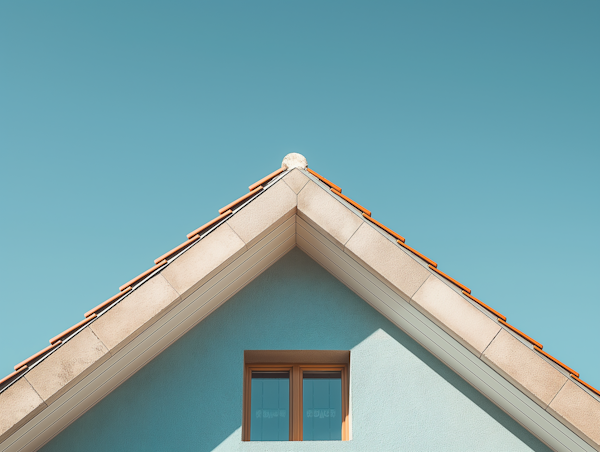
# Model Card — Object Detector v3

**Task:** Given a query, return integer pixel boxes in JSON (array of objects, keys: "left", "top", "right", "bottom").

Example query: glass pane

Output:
[
  {"left": 250, "top": 371, "right": 290, "bottom": 441},
  {"left": 303, "top": 371, "right": 342, "bottom": 440}
]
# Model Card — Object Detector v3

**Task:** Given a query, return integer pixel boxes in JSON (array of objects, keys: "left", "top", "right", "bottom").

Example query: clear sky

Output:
[{"left": 1, "top": 0, "right": 598, "bottom": 393}]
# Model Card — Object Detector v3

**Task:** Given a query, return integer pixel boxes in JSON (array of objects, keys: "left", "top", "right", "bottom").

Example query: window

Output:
[{"left": 243, "top": 351, "right": 350, "bottom": 441}]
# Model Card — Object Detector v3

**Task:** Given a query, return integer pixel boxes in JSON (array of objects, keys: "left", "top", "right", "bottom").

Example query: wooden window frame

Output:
[{"left": 243, "top": 363, "right": 349, "bottom": 441}]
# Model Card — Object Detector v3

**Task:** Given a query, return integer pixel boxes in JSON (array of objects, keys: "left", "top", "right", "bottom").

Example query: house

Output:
[{"left": 0, "top": 153, "right": 598, "bottom": 451}]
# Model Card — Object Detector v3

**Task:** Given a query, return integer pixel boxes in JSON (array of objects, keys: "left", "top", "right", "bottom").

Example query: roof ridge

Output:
[
  {"left": 1, "top": 163, "right": 596, "bottom": 402},
  {"left": 1, "top": 158, "right": 598, "bottom": 451}
]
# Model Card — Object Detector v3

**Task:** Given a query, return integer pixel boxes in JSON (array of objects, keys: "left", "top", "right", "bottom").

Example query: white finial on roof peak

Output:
[{"left": 282, "top": 153, "right": 308, "bottom": 170}]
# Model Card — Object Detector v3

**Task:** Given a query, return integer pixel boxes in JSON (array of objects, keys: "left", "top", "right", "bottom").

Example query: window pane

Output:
[
  {"left": 250, "top": 371, "right": 289, "bottom": 441},
  {"left": 303, "top": 371, "right": 342, "bottom": 441}
]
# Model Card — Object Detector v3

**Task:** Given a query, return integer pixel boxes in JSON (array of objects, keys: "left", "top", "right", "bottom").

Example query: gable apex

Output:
[{"left": 0, "top": 158, "right": 598, "bottom": 452}]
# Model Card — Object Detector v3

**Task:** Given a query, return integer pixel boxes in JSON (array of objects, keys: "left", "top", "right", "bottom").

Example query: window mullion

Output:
[{"left": 291, "top": 364, "right": 302, "bottom": 441}]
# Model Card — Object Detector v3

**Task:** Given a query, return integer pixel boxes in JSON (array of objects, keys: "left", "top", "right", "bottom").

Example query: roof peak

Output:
[{"left": 282, "top": 153, "right": 307, "bottom": 170}]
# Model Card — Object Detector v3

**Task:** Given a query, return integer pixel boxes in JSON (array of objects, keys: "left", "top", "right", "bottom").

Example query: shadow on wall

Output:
[{"left": 42, "top": 248, "right": 551, "bottom": 452}]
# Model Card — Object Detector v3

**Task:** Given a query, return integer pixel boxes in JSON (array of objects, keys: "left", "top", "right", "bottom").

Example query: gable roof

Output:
[{"left": 0, "top": 153, "right": 598, "bottom": 452}]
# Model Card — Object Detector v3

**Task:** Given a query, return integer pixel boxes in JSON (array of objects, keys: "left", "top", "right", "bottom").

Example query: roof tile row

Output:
[
  {"left": 462, "top": 291, "right": 506, "bottom": 321},
  {"left": 155, "top": 234, "right": 200, "bottom": 265},
  {"left": 362, "top": 213, "right": 406, "bottom": 242},
  {"left": 398, "top": 240, "right": 438, "bottom": 268},
  {"left": 498, "top": 318, "right": 543, "bottom": 350},
  {"left": 186, "top": 210, "right": 232, "bottom": 239},
  {"left": 535, "top": 345, "right": 579, "bottom": 377},
  {"left": 429, "top": 264, "right": 471, "bottom": 294},
  {"left": 13, "top": 341, "right": 61, "bottom": 372},
  {"left": 85, "top": 286, "right": 131, "bottom": 318},
  {"left": 219, "top": 186, "right": 263, "bottom": 214},
  {"left": 0, "top": 366, "right": 27, "bottom": 387},
  {"left": 330, "top": 188, "right": 372, "bottom": 216},
  {"left": 249, "top": 167, "right": 285, "bottom": 191},
  {"left": 119, "top": 259, "right": 167, "bottom": 292},
  {"left": 307, "top": 167, "right": 342, "bottom": 192},
  {"left": 50, "top": 314, "right": 96, "bottom": 345},
  {"left": 572, "top": 374, "right": 600, "bottom": 398}
]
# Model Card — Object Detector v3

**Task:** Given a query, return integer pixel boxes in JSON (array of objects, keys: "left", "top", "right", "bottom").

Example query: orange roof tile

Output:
[
  {"left": 219, "top": 186, "right": 263, "bottom": 214},
  {"left": 462, "top": 291, "right": 506, "bottom": 321},
  {"left": 187, "top": 210, "right": 232, "bottom": 239},
  {"left": 14, "top": 341, "right": 61, "bottom": 371},
  {"left": 397, "top": 240, "right": 437, "bottom": 268},
  {"left": 534, "top": 346, "right": 579, "bottom": 377},
  {"left": 331, "top": 188, "right": 372, "bottom": 216},
  {"left": 307, "top": 167, "right": 342, "bottom": 192},
  {"left": 85, "top": 286, "right": 132, "bottom": 318},
  {"left": 249, "top": 168, "right": 285, "bottom": 191},
  {"left": 362, "top": 213, "right": 406, "bottom": 242},
  {"left": 50, "top": 314, "right": 97, "bottom": 345},
  {"left": 0, "top": 365, "right": 27, "bottom": 387},
  {"left": 571, "top": 374, "right": 600, "bottom": 397},
  {"left": 155, "top": 234, "right": 200, "bottom": 264},
  {"left": 498, "top": 318, "right": 543, "bottom": 349},
  {"left": 119, "top": 259, "right": 167, "bottom": 292},
  {"left": 429, "top": 265, "right": 471, "bottom": 294}
]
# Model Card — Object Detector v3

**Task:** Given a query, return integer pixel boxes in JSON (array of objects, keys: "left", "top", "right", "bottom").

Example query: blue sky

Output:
[{"left": 1, "top": 0, "right": 598, "bottom": 393}]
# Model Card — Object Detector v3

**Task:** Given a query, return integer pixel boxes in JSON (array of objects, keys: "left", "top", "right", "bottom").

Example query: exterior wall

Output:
[{"left": 42, "top": 248, "right": 551, "bottom": 452}]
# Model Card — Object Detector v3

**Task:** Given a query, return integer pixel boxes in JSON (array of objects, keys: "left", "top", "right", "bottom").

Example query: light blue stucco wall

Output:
[{"left": 42, "top": 248, "right": 551, "bottom": 452}]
